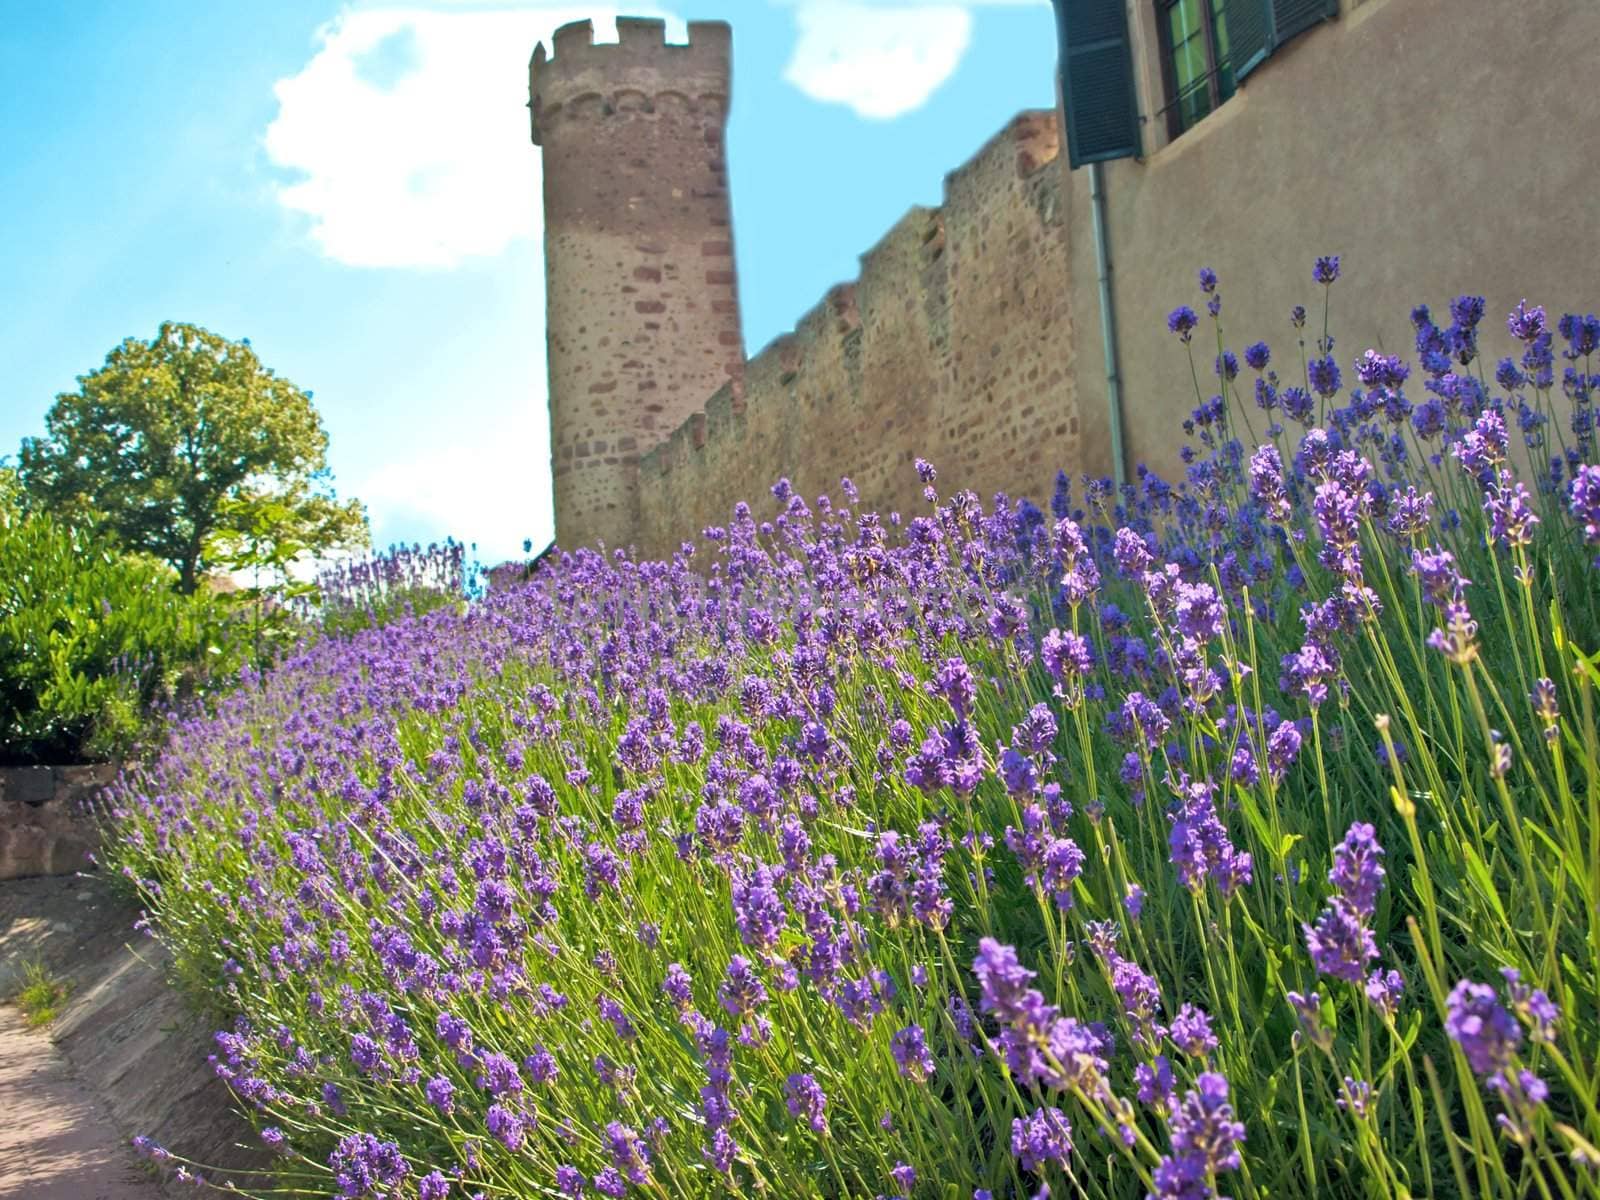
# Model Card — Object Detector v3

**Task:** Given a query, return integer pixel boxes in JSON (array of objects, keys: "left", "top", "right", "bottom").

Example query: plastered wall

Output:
[{"left": 1070, "top": 0, "right": 1600, "bottom": 485}]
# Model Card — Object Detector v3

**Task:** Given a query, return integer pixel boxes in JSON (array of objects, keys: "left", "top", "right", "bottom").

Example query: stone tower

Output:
[{"left": 530, "top": 17, "right": 745, "bottom": 552}]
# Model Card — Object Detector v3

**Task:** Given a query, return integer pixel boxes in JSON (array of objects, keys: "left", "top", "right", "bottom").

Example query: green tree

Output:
[
  {"left": 0, "top": 463, "right": 20, "bottom": 515},
  {"left": 18, "top": 322, "right": 369, "bottom": 592}
]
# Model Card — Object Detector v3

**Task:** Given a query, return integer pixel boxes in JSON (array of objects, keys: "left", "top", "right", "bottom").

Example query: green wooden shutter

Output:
[
  {"left": 1223, "top": 0, "right": 1273, "bottom": 80},
  {"left": 1226, "top": 0, "right": 1336, "bottom": 81},
  {"left": 1272, "top": 0, "right": 1338, "bottom": 45},
  {"left": 1053, "top": 0, "right": 1140, "bottom": 168}
]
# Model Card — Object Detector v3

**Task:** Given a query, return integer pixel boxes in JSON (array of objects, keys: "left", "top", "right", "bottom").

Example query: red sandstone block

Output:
[
  {"left": 711, "top": 299, "right": 737, "bottom": 314},
  {"left": 700, "top": 241, "right": 732, "bottom": 257},
  {"left": 589, "top": 380, "right": 618, "bottom": 393},
  {"left": 716, "top": 331, "right": 740, "bottom": 346},
  {"left": 633, "top": 266, "right": 661, "bottom": 282},
  {"left": 705, "top": 269, "right": 735, "bottom": 285},
  {"left": 635, "top": 300, "right": 666, "bottom": 314}
]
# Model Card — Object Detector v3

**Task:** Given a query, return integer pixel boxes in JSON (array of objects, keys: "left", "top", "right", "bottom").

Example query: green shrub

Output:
[{"left": 0, "top": 502, "right": 248, "bottom": 764}]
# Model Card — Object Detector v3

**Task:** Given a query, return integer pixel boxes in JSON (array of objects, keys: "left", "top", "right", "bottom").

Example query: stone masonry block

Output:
[{"left": 10, "top": 766, "right": 54, "bottom": 806}]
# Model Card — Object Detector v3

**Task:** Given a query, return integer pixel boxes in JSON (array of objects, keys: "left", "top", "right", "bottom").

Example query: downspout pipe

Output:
[{"left": 1088, "top": 161, "right": 1128, "bottom": 489}]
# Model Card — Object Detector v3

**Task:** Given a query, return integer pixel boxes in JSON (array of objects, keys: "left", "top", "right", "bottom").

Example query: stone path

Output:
[
  {"left": 0, "top": 875, "right": 271, "bottom": 1198},
  {"left": 0, "top": 1002, "right": 165, "bottom": 1199}
]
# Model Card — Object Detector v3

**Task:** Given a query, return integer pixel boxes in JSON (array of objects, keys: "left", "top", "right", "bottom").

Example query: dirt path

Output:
[{"left": 0, "top": 1002, "right": 166, "bottom": 1199}]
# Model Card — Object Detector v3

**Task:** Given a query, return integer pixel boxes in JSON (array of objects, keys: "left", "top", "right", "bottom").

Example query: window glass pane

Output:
[
  {"left": 1167, "top": 0, "right": 1201, "bottom": 48},
  {"left": 1209, "top": 0, "right": 1236, "bottom": 99},
  {"left": 1166, "top": 0, "right": 1211, "bottom": 131}
]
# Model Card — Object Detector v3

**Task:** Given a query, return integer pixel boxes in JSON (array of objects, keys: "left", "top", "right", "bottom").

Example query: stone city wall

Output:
[{"left": 636, "top": 110, "right": 1078, "bottom": 558}]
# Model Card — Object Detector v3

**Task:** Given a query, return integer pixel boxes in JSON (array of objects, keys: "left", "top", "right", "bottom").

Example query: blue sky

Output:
[{"left": 0, "top": 1, "right": 1056, "bottom": 565}]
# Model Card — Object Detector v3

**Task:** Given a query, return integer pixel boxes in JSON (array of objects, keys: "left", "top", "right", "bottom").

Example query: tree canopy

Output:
[{"left": 18, "top": 322, "right": 369, "bottom": 592}]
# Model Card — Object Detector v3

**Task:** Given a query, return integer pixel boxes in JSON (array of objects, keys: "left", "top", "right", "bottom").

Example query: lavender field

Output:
[{"left": 110, "top": 267, "right": 1600, "bottom": 1198}]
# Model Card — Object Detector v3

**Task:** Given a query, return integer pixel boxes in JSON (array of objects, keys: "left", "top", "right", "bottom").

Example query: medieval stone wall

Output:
[{"left": 636, "top": 111, "right": 1077, "bottom": 559}]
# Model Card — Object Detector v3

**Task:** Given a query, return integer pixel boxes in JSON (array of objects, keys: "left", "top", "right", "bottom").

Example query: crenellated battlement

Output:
[{"left": 529, "top": 18, "right": 732, "bottom": 144}]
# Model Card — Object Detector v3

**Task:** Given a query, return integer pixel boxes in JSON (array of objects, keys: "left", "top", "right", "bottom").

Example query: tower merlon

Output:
[{"left": 529, "top": 17, "right": 733, "bottom": 144}]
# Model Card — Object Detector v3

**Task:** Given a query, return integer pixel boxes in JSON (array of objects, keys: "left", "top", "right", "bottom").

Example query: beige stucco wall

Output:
[{"left": 1071, "top": 0, "right": 1600, "bottom": 483}]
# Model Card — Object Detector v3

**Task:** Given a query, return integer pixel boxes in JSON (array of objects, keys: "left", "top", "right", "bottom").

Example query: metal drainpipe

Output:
[{"left": 1088, "top": 160, "right": 1128, "bottom": 489}]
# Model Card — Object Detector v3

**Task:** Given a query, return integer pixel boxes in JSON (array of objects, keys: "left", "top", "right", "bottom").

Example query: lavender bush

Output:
[
  {"left": 108, "top": 265, "right": 1600, "bottom": 1199},
  {"left": 304, "top": 541, "right": 471, "bottom": 641}
]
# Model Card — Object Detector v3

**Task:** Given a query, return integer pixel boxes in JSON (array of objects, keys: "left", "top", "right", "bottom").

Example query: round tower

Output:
[{"left": 530, "top": 17, "right": 746, "bottom": 552}]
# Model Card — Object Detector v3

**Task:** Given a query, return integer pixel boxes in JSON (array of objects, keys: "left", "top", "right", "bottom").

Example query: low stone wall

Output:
[{"left": 0, "top": 763, "right": 114, "bottom": 881}]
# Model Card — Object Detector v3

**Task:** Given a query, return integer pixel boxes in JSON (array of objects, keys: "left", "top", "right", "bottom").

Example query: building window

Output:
[{"left": 1157, "top": 0, "right": 1235, "bottom": 139}]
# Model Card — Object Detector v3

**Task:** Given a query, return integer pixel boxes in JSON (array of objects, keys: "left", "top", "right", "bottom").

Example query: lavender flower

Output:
[
  {"left": 1169, "top": 306, "right": 1199, "bottom": 343},
  {"left": 1152, "top": 1073, "right": 1246, "bottom": 1199},
  {"left": 1169, "top": 1004, "right": 1218, "bottom": 1058},
  {"left": 1365, "top": 968, "right": 1405, "bottom": 1019},
  {"left": 1508, "top": 300, "right": 1547, "bottom": 343},
  {"left": 1304, "top": 898, "right": 1378, "bottom": 983},
  {"left": 329, "top": 1133, "right": 410, "bottom": 1198},
  {"left": 718, "top": 955, "right": 768, "bottom": 1017},
  {"left": 1011, "top": 1106, "right": 1073, "bottom": 1173},
  {"left": 604, "top": 1122, "right": 652, "bottom": 1186},
  {"left": 891, "top": 1024, "right": 936, "bottom": 1083},
  {"left": 1249, "top": 444, "right": 1291, "bottom": 523},
  {"left": 785, "top": 1073, "right": 828, "bottom": 1133},
  {"left": 1328, "top": 822, "right": 1386, "bottom": 917},
  {"left": 1445, "top": 980, "right": 1522, "bottom": 1076},
  {"left": 1569, "top": 463, "right": 1600, "bottom": 549},
  {"left": 1309, "top": 355, "right": 1342, "bottom": 399}
]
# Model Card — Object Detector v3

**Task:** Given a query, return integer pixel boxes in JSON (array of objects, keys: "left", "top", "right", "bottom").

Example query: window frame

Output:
[{"left": 1154, "top": 0, "right": 1233, "bottom": 141}]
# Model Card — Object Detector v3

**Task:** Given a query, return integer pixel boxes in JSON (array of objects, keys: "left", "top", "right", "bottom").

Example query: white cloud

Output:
[
  {"left": 783, "top": 3, "right": 976, "bottom": 120},
  {"left": 778, "top": 0, "right": 1049, "bottom": 120},
  {"left": 265, "top": 5, "right": 681, "bottom": 268},
  {"left": 358, "top": 402, "right": 554, "bottom": 564}
]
